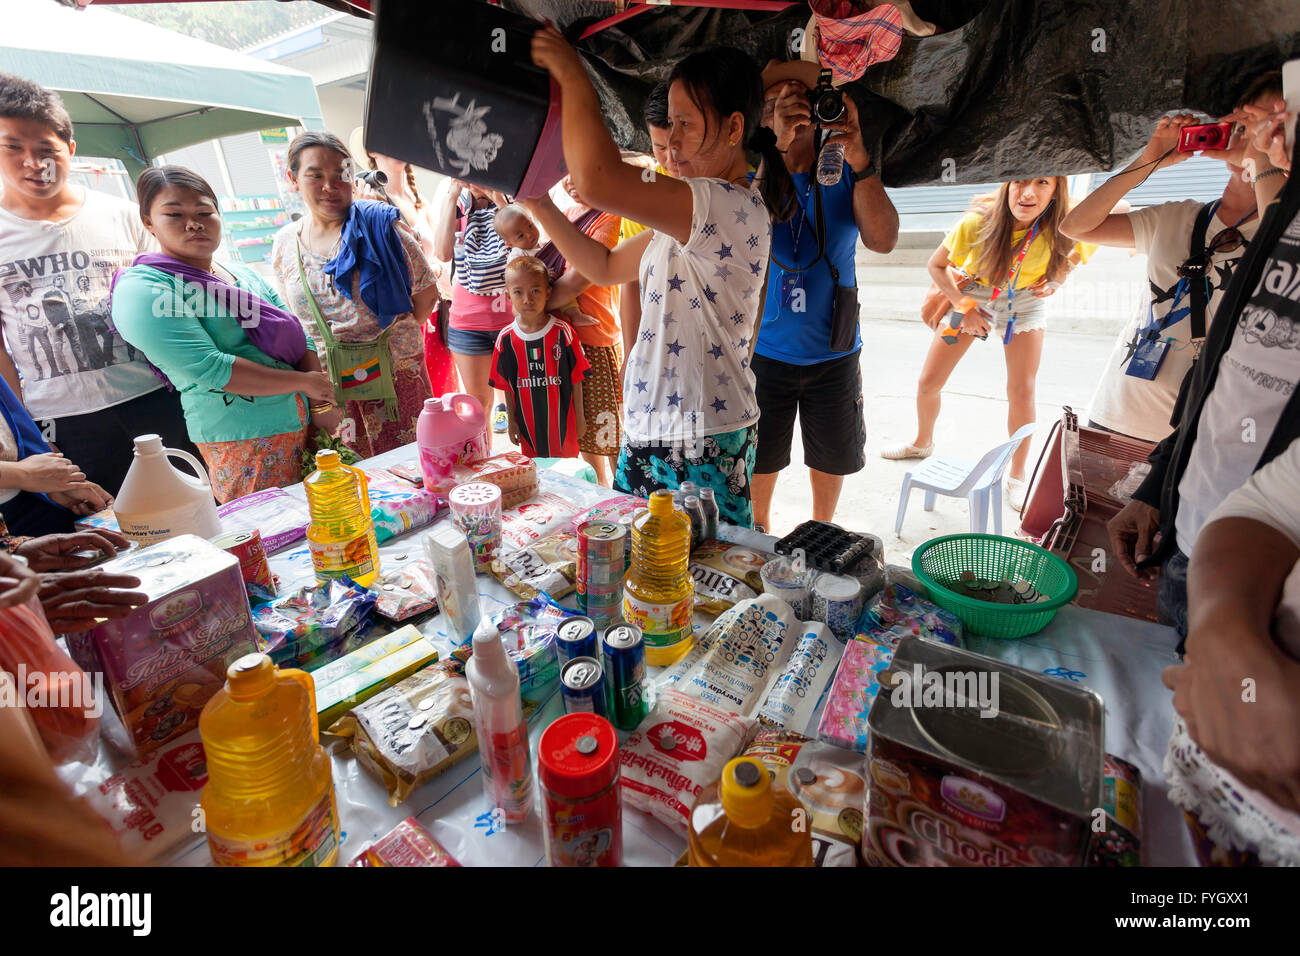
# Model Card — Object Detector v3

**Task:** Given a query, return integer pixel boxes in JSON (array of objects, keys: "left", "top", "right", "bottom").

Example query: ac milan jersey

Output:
[{"left": 490, "top": 318, "right": 590, "bottom": 458}]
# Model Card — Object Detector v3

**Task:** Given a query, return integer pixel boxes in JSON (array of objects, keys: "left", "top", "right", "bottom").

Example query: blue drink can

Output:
[
  {"left": 602, "top": 623, "right": 646, "bottom": 731},
  {"left": 556, "top": 616, "right": 598, "bottom": 667},
  {"left": 560, "top": 656, "right": 608, "bottom": 718}
]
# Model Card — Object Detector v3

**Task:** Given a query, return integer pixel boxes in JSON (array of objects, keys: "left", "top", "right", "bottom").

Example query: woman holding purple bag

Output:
[{"left": 109, "top": 166, "right": 335, "bottom": 503}]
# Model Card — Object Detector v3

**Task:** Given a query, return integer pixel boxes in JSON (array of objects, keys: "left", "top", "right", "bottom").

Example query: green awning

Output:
[{"left": 1, "top": 0, "right": 324, "bottom": 176}]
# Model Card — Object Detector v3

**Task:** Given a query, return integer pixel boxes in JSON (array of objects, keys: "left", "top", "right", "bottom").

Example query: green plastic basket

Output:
[{"left": 911, "top": 533, "right": 1078, "bottom": 640}]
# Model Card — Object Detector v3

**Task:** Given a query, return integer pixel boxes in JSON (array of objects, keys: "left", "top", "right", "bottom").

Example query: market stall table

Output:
[{"left": 59, "top": 443, "right": 1196, "bottom": 866}]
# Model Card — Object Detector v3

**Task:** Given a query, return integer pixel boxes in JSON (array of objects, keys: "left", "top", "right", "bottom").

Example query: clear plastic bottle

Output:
[
  {"left": 466, "top": 625, "right": 534, "bottom": 822},
  {"left": 304, "top": 449, "right": 380, "bottom": 587},
  {"left": 687, "top": 756, "right": 814, "bottom": 867},
  {"left": 816, "top": 140, "right": 845, "bottom": 187},
  {"left": 622, "top": 489, "right": 694, "bottom": 667},
  {"left": 698, "top": 487, "right": 720, "bottom": 542},
  {"left": 200, "top": 653, "right": 340, "bottom": 867}
]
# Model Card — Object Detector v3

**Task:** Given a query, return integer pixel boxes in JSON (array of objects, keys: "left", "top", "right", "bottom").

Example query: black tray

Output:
[{"left": 773, "top": 520, "right": 878, "bottom": 574}]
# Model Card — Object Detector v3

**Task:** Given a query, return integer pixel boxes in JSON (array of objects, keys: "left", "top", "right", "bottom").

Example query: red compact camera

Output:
[{"left": 1177, "top": 122, "right": 1234, "bottom": 153}]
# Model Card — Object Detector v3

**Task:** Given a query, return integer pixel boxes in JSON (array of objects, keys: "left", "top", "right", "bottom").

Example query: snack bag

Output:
[
  {"left": 428, "top": 451, "right": 538, "bottom": 506},
  {"left": 373, "top": 561, "right": 440, "bottom": 621},
  {"left": 252, "top": 577, "right": 377, "bottom": 665},
  {"left": 365, "top": 473, "right": 442, "bottom": 543},
  {"left": 1087, "top": 754, "right": 1142, "bottom": 867},
  {"left": 570, "top": 494, "right": 648, "bottom": 531},
  {"left": 657, "top": 594, "right": 798, "bottom": 718},
  {"left": 500, "top": 492, "right": 583, "bottom": 551},
  {"left": 217, "top": 488, "right": 312, "bottom": 551},
  {"left": 620, "top": 689, "right": 756, "bottom": 833},
  {"left": 489, "top": 530, "right": 579, "bottom": 599},
  {"left": 815, "top": 638, "right": 897, "bottom": 752},
  {"left": 856, "top": 583, "right": 963, "bottom": 648},
  {"left": 347, "top": 816, "right": 461, "bottom": 867},
  {"left": 328, "top": 659, "right": 477, "bottom": 807}
]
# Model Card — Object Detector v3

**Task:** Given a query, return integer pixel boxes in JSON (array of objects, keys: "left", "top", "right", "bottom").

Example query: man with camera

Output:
[
  {"left": 749, "top": 62, "right": 898, "bottom": 531},
  {"left": 1107, "top": 90, "right": 1297, "bottom": 650},
  {"left": 1061, "top": 73, "right": 1283, "bottom": 444}
]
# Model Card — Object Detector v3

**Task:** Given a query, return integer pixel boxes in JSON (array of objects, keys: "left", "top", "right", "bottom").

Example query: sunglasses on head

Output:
[{"left": 1177, "top": 226, "right": 1247, "bottom": 278}]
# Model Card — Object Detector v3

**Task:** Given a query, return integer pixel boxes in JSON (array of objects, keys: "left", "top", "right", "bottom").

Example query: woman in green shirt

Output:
[{"left": 111, "top": 167, "right": 335, "bottom": 503}]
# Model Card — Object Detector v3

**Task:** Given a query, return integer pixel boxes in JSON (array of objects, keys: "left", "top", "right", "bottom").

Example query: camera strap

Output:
[{"left": 767, "top": 129, "right": 830, "bottom": 276}]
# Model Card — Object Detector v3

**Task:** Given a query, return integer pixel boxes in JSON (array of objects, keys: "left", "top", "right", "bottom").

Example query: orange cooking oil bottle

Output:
[
  {"left": 305, "top": 448, "right": 380, "bottom": 587},
  {"left": 622, "top": 488, "right": 694, "bottom": 667},
  {"left": 687, "top": 756, "right": 814, "bottom": 866},
  {"left": 200, "top": 653, "right": 340, "bottom": 867}
]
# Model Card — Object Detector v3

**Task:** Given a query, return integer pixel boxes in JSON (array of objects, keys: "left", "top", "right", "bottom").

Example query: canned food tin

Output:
[
  {"left": 601, "top": 623, "right": 646, "bottom": 731},
  {"left": 560, "top": 656, "right": 608, "bottom": 718},
  {"left": 212, "top": 529, "right": 276, "bottom": 595},
  {"left": 556, "top": 616, "right": 598, "bottom": 667},
  {"left": 578, "top": 521, "right": 627, "bottom": 624}
]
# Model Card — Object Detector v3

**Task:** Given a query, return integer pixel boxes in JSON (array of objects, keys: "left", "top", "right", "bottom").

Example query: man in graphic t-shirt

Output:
[
  {"left": 0, "top": 73, "right": 197, "bottom": 495},
  {"left": 1108, "top": 101, "right": 1300, "bottom": 650}
]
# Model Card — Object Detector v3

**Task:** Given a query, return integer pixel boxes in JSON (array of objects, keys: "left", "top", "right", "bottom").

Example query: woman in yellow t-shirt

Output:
[{"left": 882, "top": 176, "right": 1092, "bottom": 511}]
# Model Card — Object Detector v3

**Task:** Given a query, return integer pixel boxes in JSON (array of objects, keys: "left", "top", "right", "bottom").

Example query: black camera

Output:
[
  {"left": 354, "top": 169, "right": 389, "bottom": 190},
  {"left": 807, "top": 69, "right": 844, "bottom": 125}
]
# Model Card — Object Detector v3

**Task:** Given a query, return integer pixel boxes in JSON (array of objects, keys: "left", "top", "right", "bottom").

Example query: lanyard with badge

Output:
[
  {"left": 1125, "top": 200, "right": 1255, "bottom": 380},
  {"left": 776, "top": 177, "right": 818, "bottom": 312},
  {"left": 996, "top": 208, "right": 1049, "bottom": 345}
]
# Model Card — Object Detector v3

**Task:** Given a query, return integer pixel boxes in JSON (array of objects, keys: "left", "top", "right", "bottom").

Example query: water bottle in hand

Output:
[{"left": 816, "top": 141, "right": 845, "bottom": 186}]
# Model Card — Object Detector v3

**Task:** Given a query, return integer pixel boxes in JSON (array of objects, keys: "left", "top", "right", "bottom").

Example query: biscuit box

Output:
[
  {"left": 861, "top": 637, "right": 1104, "bottom": 867},
  {"left": 66, "top": 535, "right": 258, "bottom": 754}
]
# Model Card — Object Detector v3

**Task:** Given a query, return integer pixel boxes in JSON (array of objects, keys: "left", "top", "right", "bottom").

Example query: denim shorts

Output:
[{"left": 447, "top": 327, "right": 501, "bottom": 356}]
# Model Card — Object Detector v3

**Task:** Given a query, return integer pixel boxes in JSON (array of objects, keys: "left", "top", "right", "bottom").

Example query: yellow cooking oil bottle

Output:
[
  {"left": 305, "top": 448, "right": 380, "bottom": 587},
  {"left": 688, "top": 757, "right": 814, "bottom": 867},
  {"left": 200, "top": 653, "right": 340, "bottom": 867},
  {"left": 622, "top": 488, "right": 694, "bottom": 666}
]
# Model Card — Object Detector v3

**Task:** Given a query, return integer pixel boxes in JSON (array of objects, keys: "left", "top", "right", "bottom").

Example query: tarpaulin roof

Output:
[
  {"left": 496, "top": 0, "right": 1300, "bottom": 186},
  {"left": 81, "top": 0, "right": 1300, "bottom": 187}
]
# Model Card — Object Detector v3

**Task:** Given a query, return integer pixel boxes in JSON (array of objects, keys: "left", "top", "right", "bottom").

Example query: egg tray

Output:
[{"left": 773, "top": 521, "right": 879, "bottom": 574}]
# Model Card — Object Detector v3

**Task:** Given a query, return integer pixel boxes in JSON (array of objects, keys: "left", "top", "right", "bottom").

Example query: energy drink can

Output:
[
  {"left": 556, "top": 616, "right": 598, "bottom": 667},
  {"left": 560, "top": 656, "right": 608, "bottom": 718},
  {"left": 578, "top": 521, "right": 626, "bottom": 626},
  {"left": 601, "top": 623, "right": 646, "bottom": 731}
]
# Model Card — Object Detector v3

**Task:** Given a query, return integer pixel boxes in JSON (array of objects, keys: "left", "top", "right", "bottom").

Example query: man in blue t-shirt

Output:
[{"left": 751, "top": 65, "right": 899, "bottom": 531}]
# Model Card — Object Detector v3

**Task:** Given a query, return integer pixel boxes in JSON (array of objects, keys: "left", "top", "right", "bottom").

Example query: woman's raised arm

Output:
[{"left": 531, "top": 27, "right": 695, "bottom": 244}]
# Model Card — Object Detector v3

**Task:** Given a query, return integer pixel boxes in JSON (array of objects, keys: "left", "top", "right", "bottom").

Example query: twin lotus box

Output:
[{"left": 67, "top": 535, "right": 258, "bottom": 754}]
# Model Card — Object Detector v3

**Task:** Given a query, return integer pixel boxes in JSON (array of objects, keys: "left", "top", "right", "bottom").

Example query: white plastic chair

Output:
[{"left": 894, "top": 423, "right": 1037, "bottom": 537}]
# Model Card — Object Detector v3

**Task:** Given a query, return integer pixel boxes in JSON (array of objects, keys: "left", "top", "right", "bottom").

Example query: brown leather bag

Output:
[{"left": 921, "top": 267, "right": 973, "bottom": 329}]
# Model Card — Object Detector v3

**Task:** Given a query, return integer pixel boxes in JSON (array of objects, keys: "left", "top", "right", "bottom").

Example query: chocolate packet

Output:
[
  {"left": 690, "top": 539, "right": 774, "bottom": 615},
  {"left": 489, "top": 530, "right": 579, "bottom": 599},
  {"left": 327, "top": 659, "right": 477, "bottom": 807}
]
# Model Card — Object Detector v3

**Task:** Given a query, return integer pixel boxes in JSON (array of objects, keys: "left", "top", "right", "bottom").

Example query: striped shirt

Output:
[
  {"left": 489, "top": 318, "right": 589, "bottom": 459},
  {"left": 454, "top": 192, "right": 508, "bottom": 295}
]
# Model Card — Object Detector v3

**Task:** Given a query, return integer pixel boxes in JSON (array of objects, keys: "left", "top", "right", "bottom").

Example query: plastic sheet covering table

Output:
[{"left": 57, "top": 443, "right": 1195, "bottom": 866}]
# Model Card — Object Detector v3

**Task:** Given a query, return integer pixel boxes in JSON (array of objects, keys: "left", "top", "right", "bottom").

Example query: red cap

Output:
[{"left": 538, "top": 713, "right": 619, "bottom": 799}]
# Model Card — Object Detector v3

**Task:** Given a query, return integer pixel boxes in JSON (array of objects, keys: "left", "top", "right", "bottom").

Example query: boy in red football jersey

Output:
[{"left": 490, "top": 257, "right": 588, "bottom": 459}]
